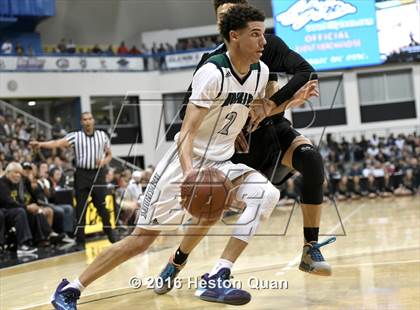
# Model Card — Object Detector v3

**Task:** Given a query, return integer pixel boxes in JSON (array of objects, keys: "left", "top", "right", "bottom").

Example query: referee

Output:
[{"left": 30, "top": 112, "right": 117, "bottom": 247}]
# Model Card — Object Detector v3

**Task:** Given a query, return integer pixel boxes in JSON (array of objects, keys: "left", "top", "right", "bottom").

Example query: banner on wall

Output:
[
  {"left": 272, "top": 0, "right": 383, "bottom": 70},
  {"left": 0, "top": 56, "right": 145, "bottom": 71},
  {"left": 165, "top": 50, "right": 207, "bottom": 69}
]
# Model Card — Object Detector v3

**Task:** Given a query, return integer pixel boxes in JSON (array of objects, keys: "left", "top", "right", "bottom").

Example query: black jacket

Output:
[{"left": 0, "top": 176, "right": 26, "bottom": 209}]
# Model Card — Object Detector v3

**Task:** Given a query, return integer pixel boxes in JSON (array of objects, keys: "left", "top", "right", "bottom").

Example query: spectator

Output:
[
  {"left": 117, "top": 41, "right": 129, "bottom": 55},
  {"left": 114, "top": 172, "right": 139, "bottom": 226},
  {"left": 19, "top": 162, "right": 59, "bottom": 245},
  {"left": 52, "top": 117, "right": 66, "bottom": 139},
  {"left": 105, "top": 45, "right": 114, "bottom": 56},
  {"left": 157, "top": 43, "right": 167, "bottom": 70},
  {"left": 91, "top": 44, "right": 102, "bottom": 55},
  {"left": 57, "top": 38, "right": 66, "bottom": 53},
  {"left": 15, "top": 42, "right": 24, "bottom": 56},
  {"left": 140, "top": 43, "right": 149, "bottom": 71},
  {"left": 66, "top": 40, "right": 76, "bottom": 54},
  {"left": 129, "top": 45, "right": 141, "bottom": 55},
  {"left": 1, "top": 40, "right": 13, "bottom": 54},
  {"left": 126, "top": 170, "right": 143, "bottom": 201},
  {"left": 0, "top": 162, "right": 38, "bottom": 255},
  {"left": 37, "top": 162, "right": 75, "bottom": 240},
  {"left": 165, "top": 43, "right": 174, "bottom": 53},
  {"left": 27, "top": 45, "right": 34, "bottom": 57}
]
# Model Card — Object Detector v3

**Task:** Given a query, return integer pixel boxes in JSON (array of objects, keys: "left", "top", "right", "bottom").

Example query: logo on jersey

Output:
[
  {"left": 225, "top": 71, "right": 232, "bottom": 78},
  {"left": 276, "top": 0, "right": 357, "bottom": 31},
  {"left": 222, "top": 92, "right": 254, "bottom": 107}
]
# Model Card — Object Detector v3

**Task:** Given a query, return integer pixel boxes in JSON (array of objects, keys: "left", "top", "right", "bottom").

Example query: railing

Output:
[
  {"left": 0, "top": 48, "right": 213, "bottom": 72},
  {"left": 0, "top": 99, "right": 53, "bottom": 139},
  {"left": 110, "top": 156, "right": 142, "bottom": 171}
]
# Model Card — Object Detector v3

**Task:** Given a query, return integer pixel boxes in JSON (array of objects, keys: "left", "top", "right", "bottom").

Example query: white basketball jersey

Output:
[{"left": 175, "top": 53, "right": 269, "bottom": 161}]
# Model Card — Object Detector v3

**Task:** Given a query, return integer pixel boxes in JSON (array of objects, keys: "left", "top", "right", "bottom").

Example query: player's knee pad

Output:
[
  {"left": 292, "top": 144, "right": 324, "bottom": 204},
  {"left": 232, "top": 172, "right": 280, "bottom": 243}
]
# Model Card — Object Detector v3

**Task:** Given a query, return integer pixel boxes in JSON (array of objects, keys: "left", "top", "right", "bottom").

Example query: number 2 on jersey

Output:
[{"left": 218, "top": 112, "right": 237, "bottom": 135}]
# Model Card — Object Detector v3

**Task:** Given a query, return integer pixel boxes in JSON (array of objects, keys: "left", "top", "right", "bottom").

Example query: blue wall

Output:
[{"left": 0, "top": 0, "right": 55, "bottom": 17}]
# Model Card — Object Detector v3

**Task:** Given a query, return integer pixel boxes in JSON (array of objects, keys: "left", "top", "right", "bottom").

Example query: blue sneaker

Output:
[
  {"left": 299, "top": 237, "right": 336, "bottom": 276},
  {"left": 154, "top": 255, "right": 185, "bottom": 295},
  {"left": 51, "top": 279, "right": 80, "bottom": 310},
  {"left": 195, "top": 268, "right": 251, "bottom": 305}
]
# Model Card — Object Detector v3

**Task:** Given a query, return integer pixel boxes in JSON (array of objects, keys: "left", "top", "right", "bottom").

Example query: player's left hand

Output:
[
  {"left": 96, "top": 159, "right": 105, "bottom": 168},
  {"left": 248, "top": 98, "right": 276, "bottom": 132},
  {"left": 284, "top": 80, "right": 319, "bottom": 110}
]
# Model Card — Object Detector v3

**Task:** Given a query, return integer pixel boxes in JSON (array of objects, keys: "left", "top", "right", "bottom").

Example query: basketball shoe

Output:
[
  {"left": 51, "top": 279, "right": 80, "bottom": 310},
  {"left": 299, "top": 236, "right": 336, "bottom": 276},
  {"left": 154, "top": 255, "right": 185, "bottom": 295},
  {"left": 195, "top": 268, "right": 251, "bottom": 305}
]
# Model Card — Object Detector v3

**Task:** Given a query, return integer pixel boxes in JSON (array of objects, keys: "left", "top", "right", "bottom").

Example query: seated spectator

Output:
[
  {"left": 114, "top": 172, "right": 139, "bottom": 226},
  {"left": 15, "top": 42, "right": 24, "bottom": 56},
  {"left": 117, "top": 41, "right": 129, "bottom": 55},
  {"left": 127, "top": 170, "right": 143, "bottom": 201},
  {"left": 1, "top": 40, "right": 13, "bottom": 54},
  {"left": 57, "top": 38, "right": 67, "bottom": 53},
  {"left": 105, "top": 45, "right": 114, "bottom": 56},
  {"left": 37, "top": 162, "right": 75, "bottom": 240},
  {"left": 129, "top": 45, "right": 141, "bottom": 55},
  {"left": 91, "top": 44, "right": 103, "bottom": 55},
  {"left": 0, "top": 162, "right": 38, "bottom": 255},
  {"left": 66, "top": 40, "right": 76, "bottom": 54},
  {"left": 27, "top": 45, "right": 34, "bottom": 57},
  {"left": 20, "top": 162, "right": 63, "bottom": 245}
]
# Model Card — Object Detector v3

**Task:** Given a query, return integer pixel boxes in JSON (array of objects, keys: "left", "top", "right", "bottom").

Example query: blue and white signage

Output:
[{"left": 273, "top": 0, "right": 382, "bottom": 70}]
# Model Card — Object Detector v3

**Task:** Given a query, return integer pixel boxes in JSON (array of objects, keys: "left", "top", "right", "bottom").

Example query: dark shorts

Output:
[{"left": 231, "top": 115, "right": 301, "bottom": 185}]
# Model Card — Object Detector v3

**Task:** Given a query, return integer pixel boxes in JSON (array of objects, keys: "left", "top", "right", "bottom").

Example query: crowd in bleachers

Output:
[
  {"left": 280, "top": 132, "right": 420, "bottom": 205},
  {"left": 1, "top": 35, "right": 226, "bottom": 71},
  {"left": 0, "top": 106, "right": 418, "bottom": 259},
  {"left": 0, "top": 110, "right": 153, "bottom": 259},
  {"left": 1, "top": 35, "right": 223, "bottom": 57}
]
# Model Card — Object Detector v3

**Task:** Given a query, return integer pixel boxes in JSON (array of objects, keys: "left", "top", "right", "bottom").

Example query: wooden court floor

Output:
[{"left": 1, "top": 196, "right": 419, "bottom": 309}]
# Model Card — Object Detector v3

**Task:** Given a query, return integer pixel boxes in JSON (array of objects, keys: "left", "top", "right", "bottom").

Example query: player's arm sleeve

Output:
[
  {"left": 189, "top": 63, "right": 221, "bottom": 108},
  {"left": 267, "top": 36, "right": 316, "bottom": 106}
]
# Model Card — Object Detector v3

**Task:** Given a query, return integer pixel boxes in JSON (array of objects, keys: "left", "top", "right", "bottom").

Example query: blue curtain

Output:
[{"left": 0, "top": 0, "right": 55, "bottom": 16}]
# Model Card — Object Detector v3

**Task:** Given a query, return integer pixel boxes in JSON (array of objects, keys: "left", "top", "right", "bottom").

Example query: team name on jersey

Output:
[{"left": 222, "top": 92, "right": 254, "bottom": 107}]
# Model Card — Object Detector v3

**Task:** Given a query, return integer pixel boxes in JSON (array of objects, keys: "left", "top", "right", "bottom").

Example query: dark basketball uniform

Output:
[{"left": 180, "top": 34, "right": 315, "bottom": 185}]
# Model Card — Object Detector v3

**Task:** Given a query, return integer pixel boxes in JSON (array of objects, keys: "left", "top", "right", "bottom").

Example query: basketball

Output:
[{"left": 181, "top": 168, "right": 233, "bottom": 222}]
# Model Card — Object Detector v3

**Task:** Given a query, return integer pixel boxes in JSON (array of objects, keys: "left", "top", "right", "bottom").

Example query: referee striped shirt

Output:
[{"left": 65, "top": 130, "right": 110, "bottom": 170}]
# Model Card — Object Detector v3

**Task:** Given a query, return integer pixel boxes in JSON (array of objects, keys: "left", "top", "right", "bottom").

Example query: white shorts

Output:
[{"left": 136, "top": 144, "right": 254, "bottom": 231}]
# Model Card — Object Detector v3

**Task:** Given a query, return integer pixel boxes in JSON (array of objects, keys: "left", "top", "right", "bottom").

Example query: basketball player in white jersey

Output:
[{"left": 51, "top": 5, "right": 278, "bottom": 309}]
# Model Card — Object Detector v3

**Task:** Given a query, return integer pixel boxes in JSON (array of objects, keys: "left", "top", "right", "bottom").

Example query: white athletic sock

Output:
[
  {"left": 62, "top": 278, "right": 85, "bottom": 292},
  {"left": 209, "top": 259, "right": 233, "bottom": 277}
]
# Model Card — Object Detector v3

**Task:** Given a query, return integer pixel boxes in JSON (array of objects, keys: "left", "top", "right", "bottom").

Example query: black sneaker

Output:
[{"left": 50, "top": 232, "right": 66, "bottom": 245}]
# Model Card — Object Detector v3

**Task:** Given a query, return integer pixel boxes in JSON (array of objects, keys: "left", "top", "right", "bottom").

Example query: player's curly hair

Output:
[
  {"left": 213, "top": 0, "right": 248, "bottom": 13},
  {"left": 219, "top": 4, "right": 265, "bottom": 42}
]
